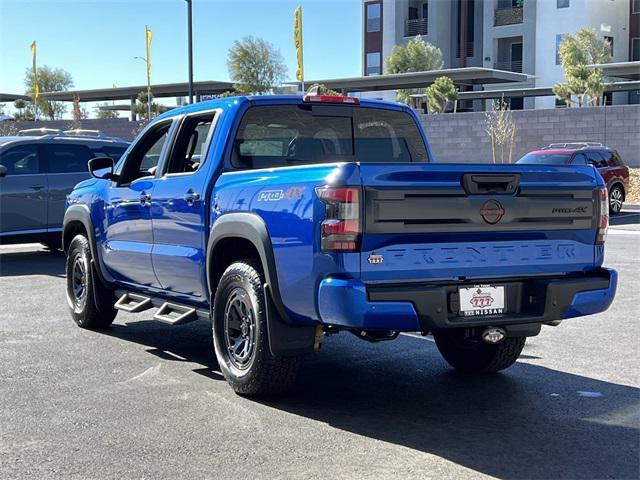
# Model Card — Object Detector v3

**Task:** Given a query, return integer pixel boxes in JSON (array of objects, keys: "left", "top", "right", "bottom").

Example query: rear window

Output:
[
  {"left": 232, "top": 104, "right": 428, "bottom": 169},
  {"left": 516, "top": 153, "right": 572, "bottom": 165}
]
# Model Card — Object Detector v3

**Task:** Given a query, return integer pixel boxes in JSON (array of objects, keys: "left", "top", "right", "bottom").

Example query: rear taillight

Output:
[
  {"left": 597, "top": 187, "right": 608, "bottom": 245},
  {"left": 316, "top": 186, "right": 361, "bottom": 252}
]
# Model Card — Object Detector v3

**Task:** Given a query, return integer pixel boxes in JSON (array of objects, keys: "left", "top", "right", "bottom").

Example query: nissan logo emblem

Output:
[{"left": 480, "top": 200, "right": 505, "bottom": 224}]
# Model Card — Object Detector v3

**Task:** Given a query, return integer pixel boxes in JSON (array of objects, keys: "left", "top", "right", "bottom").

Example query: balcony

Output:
[
  {"left": 494, "top": 60, "right": 523, "bottom": 73},
  {"left": 405, "top": 18, "right": 428, "bottom": 36},
  {"left": 494, "top": 7, "right": 523, "bottom": 26},
  {"left": 456, "top": 42, "right": 475, "bottom": 58}
]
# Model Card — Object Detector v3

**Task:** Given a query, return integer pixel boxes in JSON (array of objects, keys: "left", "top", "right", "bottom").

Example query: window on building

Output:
[
  {"left": 509, "top": 97, "right": 524, "bottom": 110},
  {"left": 366, "top": 3, "right": 381, "bottom": 32},
  {"left": 632, "top": 38, "right": 640, "bottom": 62},
  {"left": 604, "top": 36, "right": 614, "bottom": 56},
  {"left": 497, "top": 0, "right": 520, "bottom": 7},
  {"left": 555, "top": 98, "right": 567, "bottom": 108},
  {"left": 366, "top": 52, "right": 381, "bottom": 75},
  {"left": 603, "top": 91, "right": 613, "bottom": 106},
  {"left": 557, "top": 0, "right": 569, "bottom": 8},
  {"left": 633, "top": 0, "right": 640, "bottom": 14},
  {"left": 555, "top": 34, "right": 566, "bottom": 65}
]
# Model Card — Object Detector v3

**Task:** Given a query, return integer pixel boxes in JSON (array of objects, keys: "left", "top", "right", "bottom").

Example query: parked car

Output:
[
  {"left": 0, "top": 132, "right": 129, "bottom": 248},
  {"left": 63, "top": 95, "right": 616, "bottom": 396},
  {"left": 516, "top": 143, "right": 630, "bottom": 214}
]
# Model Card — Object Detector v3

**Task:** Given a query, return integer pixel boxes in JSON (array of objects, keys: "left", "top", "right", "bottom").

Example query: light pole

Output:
[
  {"left": 133, "top": 56, "right": 152, "bottom": 119},
  {"left": 185, "top": 0, "right": 194, "bottom": 104}
]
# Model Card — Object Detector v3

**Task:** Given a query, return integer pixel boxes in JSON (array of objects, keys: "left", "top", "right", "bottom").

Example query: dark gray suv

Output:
[{"left": 0, "top": 132, "right": 128, "bottom": 249}]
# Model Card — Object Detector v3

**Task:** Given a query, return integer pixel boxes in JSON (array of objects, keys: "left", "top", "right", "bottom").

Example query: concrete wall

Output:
[{"left": 419, "top": 104, "right": 640, "bottom": 166}]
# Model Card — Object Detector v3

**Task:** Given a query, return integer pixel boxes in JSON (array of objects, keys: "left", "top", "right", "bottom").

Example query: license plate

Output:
[{"left": 459, "top": 285, "right": 505, "bottom": 317}]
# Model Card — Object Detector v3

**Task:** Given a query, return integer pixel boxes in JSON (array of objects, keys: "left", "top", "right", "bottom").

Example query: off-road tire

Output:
[
  {"left": 212, "top": 260, "right": 300, "bottom": 396},
  {"left": 65, "top": 234, "right": 117, "bottom": 329},
  {"left": 434, "top": 330, "right": 525, "bottom": 373}
]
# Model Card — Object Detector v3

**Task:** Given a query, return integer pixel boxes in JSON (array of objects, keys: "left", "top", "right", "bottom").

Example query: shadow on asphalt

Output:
[
  {"left": 102, "top": 318, "right": 639, "bottom": 479},
  {"left": 610, "top": 210, "right": 640, "bottom": 227},
  {"left": 0, "top": 249, "right": 65, "bottom": 277}
]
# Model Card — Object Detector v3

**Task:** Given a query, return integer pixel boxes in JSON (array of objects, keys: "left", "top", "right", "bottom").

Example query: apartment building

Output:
[{"left": 362, "top": 0, "right": 633, "bottom": 109}]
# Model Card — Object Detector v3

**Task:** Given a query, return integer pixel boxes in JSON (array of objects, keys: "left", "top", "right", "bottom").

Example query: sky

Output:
[{"left": 0, "top": 0, "right": 362, "bottom": 115}]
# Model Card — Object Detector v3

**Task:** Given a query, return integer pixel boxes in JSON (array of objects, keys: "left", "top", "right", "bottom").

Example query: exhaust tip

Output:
[{"left": 482, "top": 327, "right": 506, "bottom": 344}]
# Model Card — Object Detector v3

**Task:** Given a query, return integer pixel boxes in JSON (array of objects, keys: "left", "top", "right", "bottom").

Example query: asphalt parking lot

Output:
[{"left": 1, "top": 211, "right": 639, "bottom": 479}]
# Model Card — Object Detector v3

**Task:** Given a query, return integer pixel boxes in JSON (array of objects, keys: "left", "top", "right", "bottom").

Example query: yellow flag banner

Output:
[
  {"left": 293, "top": 6, "right": 304, "bottom": 82},
  {"left": 30, "top": 40, "right": 39, "bottom": 99},
  {"left": 145, "top": 27, "right": 152, "bottom": 78}
]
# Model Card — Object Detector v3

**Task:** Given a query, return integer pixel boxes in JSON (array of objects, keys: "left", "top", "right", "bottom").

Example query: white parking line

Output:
[{"left": 608, "top": 229, "right": 640, "bottom": 235}]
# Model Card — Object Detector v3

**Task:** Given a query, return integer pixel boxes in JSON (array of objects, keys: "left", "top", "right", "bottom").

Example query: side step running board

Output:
[
  {"left": 153, "top": 302, "right": 198, "bottom": 326},
  {"left": 114, "top": 293, "right": 153, "bottom": 313}
]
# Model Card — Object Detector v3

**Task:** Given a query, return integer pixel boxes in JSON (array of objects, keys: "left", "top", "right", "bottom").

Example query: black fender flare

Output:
[
  {"left": 206, "top": 212, "right": 315, "bottom": 356},
  {"left": 206, "top": 212, "right": 289, "bottom": 322},
  {"left": 63, "top": 204, "right": 113, "bottom": 285}
]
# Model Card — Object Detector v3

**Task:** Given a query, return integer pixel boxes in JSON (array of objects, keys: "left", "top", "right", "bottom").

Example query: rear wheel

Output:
[
  {"left": 434, "top": 329, "right": 525, "bottom": 373},
  {"left": 65, "top": 234, "right": 116, "bottom": 329},
  {"left": 609, "top": 185, "right": 624, "bottom": 215},
  {"left": 212, "top": 260, "right": 300, "bottom": 396}
]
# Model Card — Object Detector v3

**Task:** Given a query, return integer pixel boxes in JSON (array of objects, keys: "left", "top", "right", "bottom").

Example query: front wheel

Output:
[
  {"left": 212, "top": 260, "right": 300, "bottom": 396},
  {"left": 609, "top": 185, "right": 624, "bottom": 215},
  {"left": 434, "top": 330, "right": 525, "bottom": 373},
  {"left": 66, "top": 234, "right": 117, "bottom": 329}
]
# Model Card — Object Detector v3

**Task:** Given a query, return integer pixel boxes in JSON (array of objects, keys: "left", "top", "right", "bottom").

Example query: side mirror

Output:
[
  {"left": 0, "top": 165, "right": 7, "bottom": 178},
  {"left": 88, "top": 156, "right": 116, "bottom": 180}
]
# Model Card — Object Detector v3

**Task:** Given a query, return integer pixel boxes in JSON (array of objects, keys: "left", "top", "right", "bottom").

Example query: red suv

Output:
[{"left": 517, "top": 143, "right": 630, "bottom": 214}]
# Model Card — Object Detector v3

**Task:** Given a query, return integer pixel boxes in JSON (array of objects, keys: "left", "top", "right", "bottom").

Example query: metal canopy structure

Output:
[
  {"left": 589, "top": 61, "right": 640, "bottom": 81},
  {"left": 289, "top": 68, "right": 531, "bottom": 93},
  {"left": 40, "top": 80, "right": 234, "bottom": 102},
  {"left": 410, "top": 81, "right": 640, "bottom": 101},
  {"left": 0, "top": 93, "right": 30, "bottom": 102},
  {"left": 97, "top": 104, "right": 178, "bottom": 112}
]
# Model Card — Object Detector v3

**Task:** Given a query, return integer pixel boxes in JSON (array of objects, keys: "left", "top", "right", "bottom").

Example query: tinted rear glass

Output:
[
  {"left": 232, "top": 105, "right": 428, "bottom": 169},
  {"left": 516, "top": 153, "right": 572, "bottom": 165}
]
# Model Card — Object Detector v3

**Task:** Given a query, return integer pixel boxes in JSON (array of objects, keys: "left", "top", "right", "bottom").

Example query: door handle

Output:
[
  {"left": 183, "top": 190, "right": 200, "bottom": 206},
  {"left": 139, "top": 192, "right": 152, "bottom": 206},
  {"left": 29, "top": 184, "right": 46, "bottom": 191}
]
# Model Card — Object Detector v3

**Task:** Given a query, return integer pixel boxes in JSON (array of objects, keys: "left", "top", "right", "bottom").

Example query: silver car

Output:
[{"left": 0, "top": 132, "right": 128, "bottom": 249}]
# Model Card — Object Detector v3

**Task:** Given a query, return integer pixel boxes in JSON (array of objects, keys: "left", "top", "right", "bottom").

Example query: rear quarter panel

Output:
[{"left": 212, "top": 163, "right": 361, "bottom": 323}]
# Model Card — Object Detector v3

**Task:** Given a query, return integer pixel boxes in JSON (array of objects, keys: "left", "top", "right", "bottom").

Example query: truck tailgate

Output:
[{"left": 359, "top": 163, "right": 601, "bottom": 283}]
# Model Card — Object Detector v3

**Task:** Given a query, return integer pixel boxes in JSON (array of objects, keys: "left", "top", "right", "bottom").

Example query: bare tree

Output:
[{"left": 484, "top": 97, "right": 517, "bottom": 164}]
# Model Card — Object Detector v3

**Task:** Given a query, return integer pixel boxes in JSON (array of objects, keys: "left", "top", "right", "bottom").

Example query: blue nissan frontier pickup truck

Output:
[{"left": 63, "top": 94, "right": 617, "bottom": 396}]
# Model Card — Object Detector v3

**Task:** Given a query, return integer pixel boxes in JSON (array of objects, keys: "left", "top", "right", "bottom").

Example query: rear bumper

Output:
[{"left": 317, "top": 268, "right": 617, "bottom": 331}]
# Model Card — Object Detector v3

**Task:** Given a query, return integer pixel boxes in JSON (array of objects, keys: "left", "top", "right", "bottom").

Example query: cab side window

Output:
[
  {"left": 0, "top": 144, "right": 40, "bottom": 175},
  {"left": 164, "top": 112, "right": 215, "bottom": 175},
  {"left": 46, "top": 144, "right": 92, "bottom": 173},
  {"left": 118, "top": 121, "right": 172, "bottom": 185}
]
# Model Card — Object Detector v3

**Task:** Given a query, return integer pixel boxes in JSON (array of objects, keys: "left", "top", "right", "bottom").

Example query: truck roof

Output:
[{"left": 155, "top": 94, "right": 408, "bottom": 121}]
